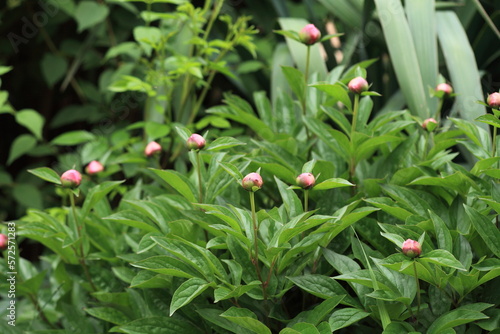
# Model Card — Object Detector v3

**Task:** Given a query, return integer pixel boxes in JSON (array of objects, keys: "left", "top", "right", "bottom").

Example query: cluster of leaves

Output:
[{"left": 1, "top": 0, "right": 500, "bottom": 333}]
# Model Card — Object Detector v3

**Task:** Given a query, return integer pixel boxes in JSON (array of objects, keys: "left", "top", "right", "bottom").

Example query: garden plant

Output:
[{"left": 1, "top": 0, "right": 500, "bottom": 333}]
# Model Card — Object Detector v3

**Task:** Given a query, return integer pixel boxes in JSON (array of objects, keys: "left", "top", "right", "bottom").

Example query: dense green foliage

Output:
[{"left": 1, "top": 0, "right": 500, "bottom": 333}]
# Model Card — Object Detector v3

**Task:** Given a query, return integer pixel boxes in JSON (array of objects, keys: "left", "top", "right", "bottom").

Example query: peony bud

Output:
[
  {"left": 242, "top": 172, "right": 263, "bottom": 192},
  {"left": 0, "top": 234, "right": 7, "bottom": 250},
  {"left": 402, "top": 239, "right": 421, "bottom": 258},
  {"left": 299, "top": 24, "right": 321, "bottom": 45},
  {"left": 296, "top": 173, "right": 315, "bottom": 189},
  {"left": 145, "top": 141, "right": 162, "bottom": 157},
  {"left": 422, "top": 118, "right": 438, "bottom": 131},
  {"left": 436, "top": 83, "right": 453, "bottom": 95},
  {"left": 348, "top": 76, "right": 369, "bottom": 94},
  {"left": 187, "top": 133, "right": 206, "bottom": 151},
  {"left": 85, "top": 160, "right": 104, "bottom": 175},
  {"left": 60, "top": 169, "right": 82, "bottom": 188},
  {"left": 487, "top": 92, "right": 500, "bottom": 108}
]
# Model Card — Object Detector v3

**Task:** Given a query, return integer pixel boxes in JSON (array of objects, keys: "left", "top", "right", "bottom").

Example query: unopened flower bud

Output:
[
  {"left": 422, "top": 118, "right": 438, "bottom": 131},
  {"left": 487, "top": 92, "right": 500, "bottom": 108},
  {"left": 348, "top": 77, "right": 369, "bottom": 94},
  {"left": 299, "top": 24, "right": 321, "bottom": 45},
  {"left": 296, "top": 173, "right": 315, "bottom": 189},
  {"left": 436, "top": 83, "right": 453, "bottom": 95},
  {"left": 187, "top": 134, "right": 206, "bottom": 151},
  {"left": 242, "top": 173, "right": 263, "bottom": 192},
  {"left": 60, "top": 169, "right": 82, "bottom": 188},
  {"left": 402, "top": 239, "right": 421, "bottom": 258},
  {"left": 0, "top": 234, "right": 7, "bottom": 250},
  {"left": 85, "top": 160, "right": 104, "bottom": 175},
  {"left": 145, "top": 141, "right": 161, "bottom": 157}
]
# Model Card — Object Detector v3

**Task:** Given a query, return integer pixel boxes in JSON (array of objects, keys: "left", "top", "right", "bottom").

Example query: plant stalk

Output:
[
  {"left": 69, "top": 192, "right": 97, "bottom": 292},
  {"left": 413, "top": 260, "right": 421, "bottom": 324},
  {"left": 249, "top": 191, "right": 266, "bottom": 300}
]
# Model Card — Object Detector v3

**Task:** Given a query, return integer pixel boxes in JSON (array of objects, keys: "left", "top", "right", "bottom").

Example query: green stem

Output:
[
  {"left": 70, "top": 192, "right": 97, "bottom": 292},
  {"left": 351, "top": 94, "right": 360, "bottom": 138},
  {"left": 351, "top": 227, "right": 390, "bottom": 329},
  {"left": 492, "top": 125, "right": 497, "bottom": 158},
  {"left": 302, "top": 45, "right": 311, "bottom": 115},
  {"left": 250, "top": 191, "right": 266, "bottom": 300},
  {"left": 196, "top": 151, "right": 203, "bottom": 203},
  {"left": 413, "top": 260, "right": 421, "bottom": 323},
  {"left": 304, "top": 189, "right": 309, "bottom": 212}
]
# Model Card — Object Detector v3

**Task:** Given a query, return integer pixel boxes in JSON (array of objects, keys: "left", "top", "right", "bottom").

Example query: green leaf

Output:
[
  {"left": 405, "top": 0, "right": 438, "bottom": 116},
  {"left": 81, "top": 181, "right": 124, "bottom": 217},
  {"left": 437, "top": 11, "right": 486, "bottom": 125},
  {"left": 41, "top": 53, "right": 68, "bottom": 87},
  {"left": 313, "top": 178, "right": 354, "bottom": 190},
  {"left": 170, "top": 277, "right": 212, "bottom": 315},
  {"left": 15, "top": 109, "right": 45, "bottom": 139},
  {"left": 75, "top": 1, "right": 110, "bottom": 32},
  {"left": 476, "top": 114, "right": 500, "bottom": 128},
  {"left": 374, "top": 0, "right": 429, "bottom": 118},
  {"left": 132, "top": 256, "right": 198, "bottom": 279},
  {"left": 427, "top": 304, "right": 491, "bottom": 334},
  {"left": 149, "top": 169, "right": 197, "bottom": 203},
  {"left": 310, "top": 83, "right": 352, "bottom": 111},
  {"left": 197, "top": 308, "right": 254, "bottom": 334},
  {"left": 213, "top": 281, "right": 261, "bottom": 302},
  {"left": 429, "top": 210, "right": 453, "bottom": 253},
  {"left": 8, "top": 134, "right": 37, "bottom": 165},
  {"left": 51, "top": 130, "right": 96, "bottom": 146},
  {"left": 287, "top": 275, "right": 358, "bottom": 307},
  {"left": 114, "top": 316, "right": 199, "bottom": 334},
  {"left": 364, "top": 197, "right": 413, "bottom": 221},
  {"left": 419, "top": 249, "right": 466, "bottom": 271},
  {"left": 281, "top": 66, "right": 305, "bottom": 105},
  {"left": 28, "top": 167, "right": 61, "bottom": 184},
  {"left": 275, "top": 176, "right": 303, "bottom": 218},
  {"left": 207, "top": 137, "right": 246, "bottom": 151},
  {"left": 464, "top": 205, "right": 500, "bottom": 258},
  {"left": 328, "top": 308, "right": 370, "bottom": 331},
  {"left": 104, "top": 211, "right": 160, "bottom": 233},
  {"left": 85, "top": 307, "right": 131, "bottom": 325},
  {"left": 289, "top": 296, "right": 344, "bottom": 328},
  {"left": 220, "top": 307, "right": 272, "bottom": 334}
]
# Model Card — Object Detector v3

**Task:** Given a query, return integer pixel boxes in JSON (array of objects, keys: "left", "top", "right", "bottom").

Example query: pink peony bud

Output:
[
  {"left": 348, "top": 76, "right": 369, "bottom": 94},
  {"left": 296, "top": 173, "right": 315, "bottom": 189},
  {"left": 85, "top": 160, "right": 104, "bottom": 175},
  {"left": 187, "top": 133, "right": 206, "bottom": 151},
  {"left": 422, "top": 118, "right": 438, "bottom": 131},
  {"left": 0, "top": 234, "right": 7, "bottom": 250},
  {"left": 402, "top": 239, "right": 422, "bottom": 258},
  {"left": 145, "top": 141, "right": 162, "bottom": 157},
  {"left": 242, "top": 172, "right": 263, "bottom": 192},
  {"left": 436, "top": 83, "right": 453, "bottom": 95},
  {"left": 299, "top": 24, "right": 321, "bottom": 45},
  {"left": 60, "top": 169, "right": 82, "bottom": 188},
  {"left": 487, "top": 92, "right": 500, "bottom": 108}
]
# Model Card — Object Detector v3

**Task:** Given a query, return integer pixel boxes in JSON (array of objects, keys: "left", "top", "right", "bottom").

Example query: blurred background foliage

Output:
[{"left": 0, "top": 0, "right": 498, "bottom": 220}]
